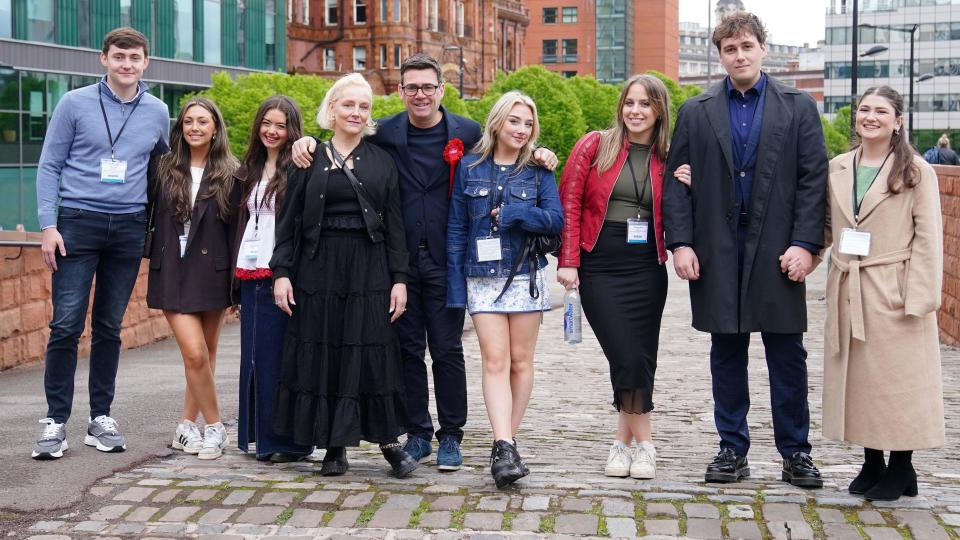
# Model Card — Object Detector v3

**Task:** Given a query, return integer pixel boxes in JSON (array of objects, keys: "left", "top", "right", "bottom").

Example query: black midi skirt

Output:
[
  {"left": 579, "top": 220, "right": 667, "bottom": 414},
  {"left": 272, "top": 228, "right": 407, "bottom": 447}
]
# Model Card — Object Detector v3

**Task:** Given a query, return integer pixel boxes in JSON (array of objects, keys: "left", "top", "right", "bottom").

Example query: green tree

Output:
[
  {"left": 645, "top": 70, "right": 689, "bottom": 132},
  {"left": 564, "top": 75, "right": 620, "bottom": 132},
  {"left": 831, "top": 105, "right": 853, "bottom": 147},
  {"left": 441, "top": 85, "right": 469, "bottom": 116},
  {"left": 683, "top": 84, "right": 704, "bottom": 99},
  {"left": 821, "top": 116, "right": 848, "bottom": 159}
]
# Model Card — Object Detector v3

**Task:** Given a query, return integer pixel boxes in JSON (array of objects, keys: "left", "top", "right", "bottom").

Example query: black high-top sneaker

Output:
[{"left": 490, "top": 440, "right": 525, "bottom": 489}]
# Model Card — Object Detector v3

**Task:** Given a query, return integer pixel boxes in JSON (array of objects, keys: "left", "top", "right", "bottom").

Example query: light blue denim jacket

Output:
[{"left": 446, "top": 154, "right": 564, "bottom": 308}]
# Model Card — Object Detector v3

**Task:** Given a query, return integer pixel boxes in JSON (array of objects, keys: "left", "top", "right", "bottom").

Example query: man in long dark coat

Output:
[{"left": 663, "top": 12, "right": 827, "bottom": 488}]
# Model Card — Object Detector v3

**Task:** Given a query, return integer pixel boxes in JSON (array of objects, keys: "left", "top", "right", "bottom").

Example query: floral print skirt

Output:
[{"left": 466, "top": 267, "right": 551, "bottom": 315}]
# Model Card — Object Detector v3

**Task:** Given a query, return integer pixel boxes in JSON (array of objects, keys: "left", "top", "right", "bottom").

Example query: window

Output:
[
  {"left": 394, "top": 0, "right": 400, "bottom": 21},
  {"left": 379, "top": 0, "right": 386, "bottom": 21},
  {"left": 428, "top": 0, "right": 438, "bottom": 31},
  {"left": 562, "top": 6, "right": 577, "bottom": 23},
  {"left": 543, "top": 7, "right": 557, "bottom": 23},
  {"left": 120, "top": 0, "right": 132, "bottom": 27},
  {"left": 380, "top": 44, "right": 387, "bottom": 68},
  {"left": 542, "top": 40, "right": 558, "bottom": 63},
  {"left": 174, "top": 0, "right": 194, "bottom": 60},
  {"left": 326, "top": 0, "right": 338, "bottom": 25},
  {"left": 204, "top": 0, "right": 222, "bottom": 65},
  {"left": 562, "top": 70, "right": 577, "bottom": 78},
  {"left": 266, "top": 0, "right": 277, "bottom": 68},
  {"left": 562, "top": 39, "right": 577, "bottom": 63},
  {"left": 353, "top": 46, "right": 366, "bottom": 70},
  {"left": 302, "top": 0, "right": 310, "bottom": 24},
  {"left": 456, "top": 1, "right": 464, "bottom": 37},
  {"left": 0, "top": 0, "right": 11, "bottom": 38},
  {"left": 355, "top": 0, "right": 366, "bottom": 23},
  {"left": 77, "top": 0, "right": 92, "bottom": 48},
  {"left": 237, "top": 0, "right": 247, "bottom": 65},
  {"left": 394, "top": 44, "right": 401, "bottom": 67},
  {"left": 324, "top": 48, "right": 336, "bottom": 70},
  {"left": 26, "top": 0, "right": 56, "bottom": 43}
]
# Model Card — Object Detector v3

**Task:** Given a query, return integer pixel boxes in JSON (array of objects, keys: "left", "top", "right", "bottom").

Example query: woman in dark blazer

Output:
[
  {"left": 147, "top": 96, "right": 240, "bottom": 460},
  {"left": 270, "top": 73, "right": 417, "bottom": 478}
]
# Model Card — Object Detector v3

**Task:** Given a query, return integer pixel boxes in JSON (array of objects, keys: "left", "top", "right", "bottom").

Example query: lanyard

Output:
[
  {"left": 98, "top": 85, "right": 142, "bottom": 160},
  {"left": 852, "top": 148, "right": 893, "bottom": 223},
  {"left": 626, "top": 152, "right": 651, "bottom": 217},
  {"left": 252, "top": 175, "right": 267, "bottom": 231}
]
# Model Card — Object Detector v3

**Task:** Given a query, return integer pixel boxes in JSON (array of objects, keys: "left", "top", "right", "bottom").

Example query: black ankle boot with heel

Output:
[
  {"left": 864, "top": 450, "right": 918, "bottom": 501},
  {"left": 380, "top": 441, "right": 418, "bottom": 478},
  {"left": 848, "top": 447, "right": 885, "bottom": 495}
]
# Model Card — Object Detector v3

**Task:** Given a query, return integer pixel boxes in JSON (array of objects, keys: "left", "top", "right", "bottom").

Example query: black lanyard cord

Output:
[
  {"left": 98, "top": 85, "right": 142, "bottom": 160},
  {"left": 626, "top": 152, "right": 651, "bottom": 217},
  {"left": 852, "top": 148, "right": 893, "bottom": 222}
]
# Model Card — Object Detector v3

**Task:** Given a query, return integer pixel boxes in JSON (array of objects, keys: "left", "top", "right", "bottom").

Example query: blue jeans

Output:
[{"left": 44, "top": 207, "right": 146, "bottom": 423}]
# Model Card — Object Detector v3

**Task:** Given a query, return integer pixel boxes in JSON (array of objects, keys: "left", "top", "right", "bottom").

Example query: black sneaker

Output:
[
  {"left": 381, "top": 443, "right": 418, "bottom": 478},
  {"left": 490, "top": 440, "right": 525, "bottom": 489},
  {"left": 705, "top": 448, "right": 750, "bottom": 483},
  {"left": 320, "top": 447, "right": 349, "bottom": 476},
  {"left": 782, "top": 451, "right": 823, "bottom": 489},
  {"left": 513, "top": 438, "right": 530, "bottom": 476}
]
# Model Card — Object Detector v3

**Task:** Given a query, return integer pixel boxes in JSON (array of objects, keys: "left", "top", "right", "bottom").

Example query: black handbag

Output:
[{"left": 494, "top": 168, "right": 560, "bottom": 302}]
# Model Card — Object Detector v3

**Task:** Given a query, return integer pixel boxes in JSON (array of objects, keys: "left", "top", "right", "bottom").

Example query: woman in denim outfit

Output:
[{"left": 446, "top": 91, "right": 563, "bottom": 488}]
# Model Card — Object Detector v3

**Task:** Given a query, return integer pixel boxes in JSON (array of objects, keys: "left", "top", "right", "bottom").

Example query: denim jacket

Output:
[{"left": 446, "top": 154, "right": 564, "bottom": 308}]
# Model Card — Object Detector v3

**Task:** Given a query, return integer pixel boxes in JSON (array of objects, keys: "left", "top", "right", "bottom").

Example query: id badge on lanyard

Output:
[
  {"left": 839, "top": 228, "right": 871, "bottom": 256},
  {"left": 476, "top": 236, "right": 502, "bottom": 261},
  {"left": 626, "top": 218, "right": 648, "bottom": 244},
  {"left": 242, "top": 234, "right": 261, "bottom": 260},
  {"left": 179, "top": 234, "right": 188, "bottom": 258},
  {"left": 100, "top": 158, "right": 127, "bottom": 183}
]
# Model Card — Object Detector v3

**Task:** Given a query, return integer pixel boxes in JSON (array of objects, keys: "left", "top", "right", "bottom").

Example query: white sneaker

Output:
[
  {"left": 604, "top": 442, "right": 632, "bottom": 477},
  {"left": 198, "top": 422, "right": 228, "bottom": 460},
  {"left": 172, "top": 420, "right": 203, "bottom": 454},
  {"left": 630, "top": 441, "right": 656, "bottom": 479}
]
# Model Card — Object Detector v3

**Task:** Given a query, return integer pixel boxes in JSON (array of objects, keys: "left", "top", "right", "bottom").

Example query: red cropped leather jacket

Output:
[{"left": 558, "top": 131, "right": 667, "bottom": 267}]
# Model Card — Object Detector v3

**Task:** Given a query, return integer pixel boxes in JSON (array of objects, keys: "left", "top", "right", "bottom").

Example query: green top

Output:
[
  {"left": 856, "top": 165, "right": 881, "bottom": 206},
  {"left": 606, "top": 143, "right": 653, "bottom": 222}
]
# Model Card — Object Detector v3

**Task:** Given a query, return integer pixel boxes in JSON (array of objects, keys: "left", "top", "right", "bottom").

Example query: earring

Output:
[{"left": 894, "top": 128, "right": 900, "bottom": 135}]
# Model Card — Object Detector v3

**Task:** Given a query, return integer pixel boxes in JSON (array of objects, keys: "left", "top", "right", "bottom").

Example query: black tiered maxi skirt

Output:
[
  {"left": 579, "top": 220, "right": 668, "bottom": 414},
  {"left": 272, "top": 226, "right": 407, "bottom": 447}
]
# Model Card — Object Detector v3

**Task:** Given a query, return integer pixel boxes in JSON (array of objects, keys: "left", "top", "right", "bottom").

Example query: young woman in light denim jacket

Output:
[{"left": 446, "top": 91, "right": 563, "bottom": 488}]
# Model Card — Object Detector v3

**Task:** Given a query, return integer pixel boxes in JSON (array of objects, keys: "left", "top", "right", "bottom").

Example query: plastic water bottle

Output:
[{"left": 563, "top": 288, "right": 582, "bottom": 344}]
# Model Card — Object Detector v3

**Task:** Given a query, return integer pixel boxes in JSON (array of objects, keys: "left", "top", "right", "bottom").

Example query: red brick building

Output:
[
  {"left": 522, "top": 0, "right": 679, "bottom": 82},
  {"left": 286, "top": 0, "right": 529, "bottom": 97}
]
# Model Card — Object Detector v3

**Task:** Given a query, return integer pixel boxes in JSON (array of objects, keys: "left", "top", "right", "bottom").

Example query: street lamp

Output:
[
  {"left": 444, "top": 46, "right": 465, "bottom": 97},
  {"left": 859, "top": 23, "right": 921, "bottom": 146}
]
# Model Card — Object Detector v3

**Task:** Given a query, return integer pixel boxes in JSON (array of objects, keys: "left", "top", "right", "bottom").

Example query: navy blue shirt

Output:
[{"left": 726, "top": 73, "right": 766, "bottom": 215}]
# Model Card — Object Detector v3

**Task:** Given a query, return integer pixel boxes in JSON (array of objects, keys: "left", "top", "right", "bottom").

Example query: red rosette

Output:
[{"left": 444, "top": 138, "right": 465, "bottom": 197}]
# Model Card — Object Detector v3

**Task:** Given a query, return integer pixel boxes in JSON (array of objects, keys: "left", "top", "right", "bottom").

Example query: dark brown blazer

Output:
[{"left": 147, "top": 169, "right": 242, "bottom": 313}]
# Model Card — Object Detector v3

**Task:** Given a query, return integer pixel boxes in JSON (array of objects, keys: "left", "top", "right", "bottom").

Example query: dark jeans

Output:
[
  {"left": 395, "top": 247, "right": 467, "bottom": 443},
  {"left": 709, "top": 332, "right": 812, "bottom": 459},
  {"left": 238, "top": 278, "right": 310, "bottom": 458},
  {"left": 44, "top": 207, "right": 146, "bottom": 424}
]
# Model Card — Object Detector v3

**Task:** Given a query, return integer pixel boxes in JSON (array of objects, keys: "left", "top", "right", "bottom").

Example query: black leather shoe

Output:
[
  {"left": 381, "top": 444, "right": 418, "bottom": 478},
  {"left": 269, "top": 452, "right": 305, "bottom": 463},
  {"left": 320, "top": 447, "right": 349, "bottom": 476},
  {"left": 513, "top": 438, "right": 530, "bottom": 477},
  {"left": 705, "top": 448, "right": 750, "bottom": 483},
  {"left": 490, "top": 440, "right": 525, "bottom": 489},
  {"left": 782, "top": 451, "right": 824, "bottom": 489}
]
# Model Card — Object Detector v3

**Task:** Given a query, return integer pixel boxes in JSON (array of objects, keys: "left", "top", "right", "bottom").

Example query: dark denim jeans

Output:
[{"left": 44, "top": 207, "right": 146, "bottom": 423}]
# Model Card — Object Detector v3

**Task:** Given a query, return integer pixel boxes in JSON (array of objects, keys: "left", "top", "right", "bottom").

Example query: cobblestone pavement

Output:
[{"left": 12, "top": 266, "right": 960, "bottom": 539}]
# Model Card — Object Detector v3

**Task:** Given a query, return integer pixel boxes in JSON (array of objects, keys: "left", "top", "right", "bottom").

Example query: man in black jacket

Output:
[
  {"left": 292, "top": 55, "right": 557, "bottom": 471},
  {"left": 663, "top": 13, "right": 827, "bottom": 488}
]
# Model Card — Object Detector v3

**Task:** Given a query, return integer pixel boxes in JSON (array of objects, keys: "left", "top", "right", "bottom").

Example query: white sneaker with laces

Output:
[
  {"left": 172, "top": 420, "right": 203, "bottom": 454},
  {"left": 630, "top": 441, "right": 656, "bottom": 479},
  {"left": 604, "top": 442, "right": 632, "bottom": 477},
  {"left": 198, "top": 422, "right": 228, "bottom": 460}
]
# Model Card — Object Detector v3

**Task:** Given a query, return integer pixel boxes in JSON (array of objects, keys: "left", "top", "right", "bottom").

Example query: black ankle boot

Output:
[
  {"left": 320, "top": 447, "right": 349, "bottom": 476},
  {"left": 490, "top": 440, "right": 525, "bottom": 489},
  {"left": 849, "top": 448, "right": 885, "bottom": 495},
  {"left": 381, "top": 442, "right": 418, "bottom": 478},
  {"left": 865, "top": 451, "right": 918, "bottom": 501}
]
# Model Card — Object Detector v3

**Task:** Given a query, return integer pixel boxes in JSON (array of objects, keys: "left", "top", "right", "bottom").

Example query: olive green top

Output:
[
  {"left": 856, "top": 165, "right": 881, "bottom": 206},
  {"left": 606, "top": 143, "right": 653, "bottom": 222}
]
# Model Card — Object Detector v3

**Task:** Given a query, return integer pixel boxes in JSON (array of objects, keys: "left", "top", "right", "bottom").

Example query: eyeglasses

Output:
[{"left": 401, "top": 84, "right": 440, "bottom": 96}]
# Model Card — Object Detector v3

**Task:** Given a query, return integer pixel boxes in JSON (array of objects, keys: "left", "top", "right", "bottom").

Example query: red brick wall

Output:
[
  {"left": 0, "top": 242, "right": 171, "bottom": 371},
  {"left": 937, "top": 165, "right": 960, "bottom": 346}
]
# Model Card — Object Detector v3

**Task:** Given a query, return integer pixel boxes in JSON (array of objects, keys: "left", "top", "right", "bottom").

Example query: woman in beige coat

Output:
[{"left": 822, "top": 86, "right": 944, "bottom": 501}]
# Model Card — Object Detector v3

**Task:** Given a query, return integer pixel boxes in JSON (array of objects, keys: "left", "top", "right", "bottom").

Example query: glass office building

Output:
[
  {"left": 824, "top": 0, "right": 960, "bottom": 148},
  {"left": 0, "top": 0, "right": 286, "bottom": 231},
  {"left": 595, "top": 0, "right": 631, "bottom": 83}
]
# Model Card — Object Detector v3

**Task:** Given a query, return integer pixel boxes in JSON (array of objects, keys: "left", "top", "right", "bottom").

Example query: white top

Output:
[
  {"left": 183, "top": 167, "right": 204, "bottom": 240},
  {"left": 236, "top": 177, "right": 277, "bottom": 271}
]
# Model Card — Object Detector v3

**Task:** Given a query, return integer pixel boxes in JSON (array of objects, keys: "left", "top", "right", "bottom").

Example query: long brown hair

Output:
[
  {"left": 159, "top": 96, "right": 238, "bottom": 223},
  {"left": 594, "top": 74, "right": 671, "bottom": 173},
  {"left": 241, "top": 96, "right": 303, "bottom": 214},
  {"left": 853, "top": 86, "right": 919, "bottom": 193}
]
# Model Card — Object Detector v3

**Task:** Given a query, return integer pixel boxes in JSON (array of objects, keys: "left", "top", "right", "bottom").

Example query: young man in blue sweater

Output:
[{"left": 32, "top": 28, "right": 170, "bottom": 459}]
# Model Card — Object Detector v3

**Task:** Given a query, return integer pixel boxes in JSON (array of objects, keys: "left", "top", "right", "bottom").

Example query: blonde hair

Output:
[
  {"left": 317, "top": 73, "right": 377, "bottom": 136},
  {"left": 939, "top": 133, "right": 951, "bottom": 149},
  {"left": 470, "top": 91, "right": 540, "bottom": 172},
  {"left": 594, "top": 74, "right": 671, "bottom": 173}
]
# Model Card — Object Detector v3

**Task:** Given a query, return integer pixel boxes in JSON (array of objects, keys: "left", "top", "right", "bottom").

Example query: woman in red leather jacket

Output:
[{"left": 557, "top": 74, "right": 678, "bottom": 480}]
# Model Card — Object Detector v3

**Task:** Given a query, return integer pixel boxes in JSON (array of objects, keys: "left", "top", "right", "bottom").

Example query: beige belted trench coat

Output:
[{"left": 821, "top": 150, "right": 944, "bottom": 451}]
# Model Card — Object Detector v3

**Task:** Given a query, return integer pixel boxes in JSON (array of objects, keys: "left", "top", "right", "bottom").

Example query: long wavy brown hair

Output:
[
  {"left": 852, "top": 86, "right": 919, "bottom": 193},
  {"left": 594, "top": 74, "right": 671, "bottom": 173},
  {"left": 240, "top": 96, "right": 303, "bottom": 214},
  {"left": 158, "top": 96, "right": 238, "bottom": 223}
]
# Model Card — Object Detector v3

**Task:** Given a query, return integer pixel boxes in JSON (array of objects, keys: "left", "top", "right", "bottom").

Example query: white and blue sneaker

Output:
[
  {"left": 84, "top": 415, "right": 127, "bottom": 453},
  {"left": 32, "top": 418, "right": 68, "bottom": 460}
]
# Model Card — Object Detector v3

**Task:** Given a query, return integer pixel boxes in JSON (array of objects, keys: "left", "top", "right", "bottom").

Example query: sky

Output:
[{"left": 679, "top": 0, "right": 831, "bottom": 48}]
